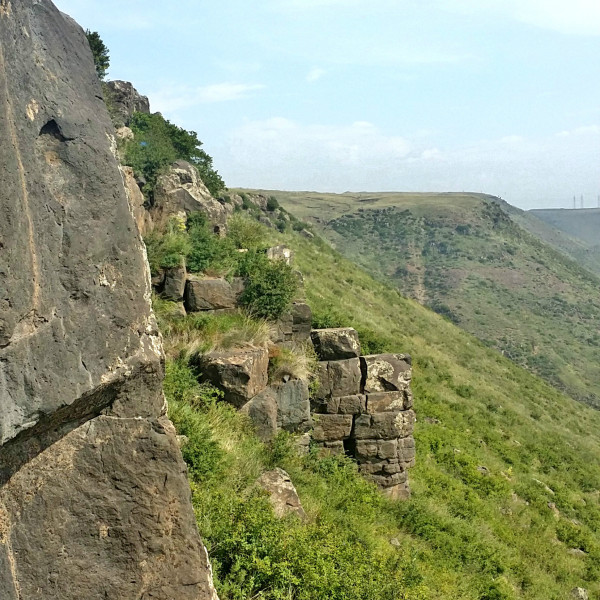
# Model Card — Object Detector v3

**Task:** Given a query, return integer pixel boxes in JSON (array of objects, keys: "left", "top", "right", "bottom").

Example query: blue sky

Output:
[{"left": 55, "top": 0, "right": 600, "bottom": 209}]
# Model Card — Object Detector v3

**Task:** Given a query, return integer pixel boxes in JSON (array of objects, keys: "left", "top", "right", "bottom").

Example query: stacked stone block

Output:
[{"left": 310, "top": 328, "right": 415, "bottom": 499}]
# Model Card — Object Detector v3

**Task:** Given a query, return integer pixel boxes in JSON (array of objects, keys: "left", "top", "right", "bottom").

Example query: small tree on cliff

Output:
[{"left": 85, "top": 30, "right": 110, "bottom": 80}]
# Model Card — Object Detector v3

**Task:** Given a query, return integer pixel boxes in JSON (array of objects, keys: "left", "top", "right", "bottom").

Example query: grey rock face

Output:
[
  {"left": 275, "top": 379, "right": 311, "bottom": 433},
  {"left": 0, "top": 3, "right": 215, "bottom": 598},
  {"left": 104, "top": 80, "right": 150, "bottom": 126},
  {"left": 257, "top": 468, "right": 306, "bottom": 521},
  {"left": 311, "top": 327, "right": 361, "bottom": 360},
  {"left": 270, "top": 302, "right": 312, "bottom": 345}
]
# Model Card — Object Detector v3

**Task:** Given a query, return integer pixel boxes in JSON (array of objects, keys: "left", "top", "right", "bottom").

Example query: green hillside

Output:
[
  {"left": 249, "top": 190, "right": 600, "bottom": 409},
  {"left": 159, "top": 219, "right": 600, "bottom": 600},
  {"left": 530, "top": 208, "right": 600, "bottom": 247}
]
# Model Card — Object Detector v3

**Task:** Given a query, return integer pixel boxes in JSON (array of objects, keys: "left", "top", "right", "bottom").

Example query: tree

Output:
[{"left": 85, "top": 30, "right": 110, "bottom": 80}]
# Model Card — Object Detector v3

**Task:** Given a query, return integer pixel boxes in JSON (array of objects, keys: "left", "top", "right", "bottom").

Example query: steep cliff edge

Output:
[{"left": 0, "top": 2, "right": 216, "bottom": 598}]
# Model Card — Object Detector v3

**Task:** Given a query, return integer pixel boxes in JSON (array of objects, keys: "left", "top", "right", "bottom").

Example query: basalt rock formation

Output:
[{"left": 0, "top": 2, "right": 216, "bottom": 598}]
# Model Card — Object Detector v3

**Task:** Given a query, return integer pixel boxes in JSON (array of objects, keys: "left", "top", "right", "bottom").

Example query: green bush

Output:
[
  {"left": 238, "top": 253, "right": 298, "bottom": 320},
  {"left": 124, "top": 112, "right": 224, "bottom": 196},
  {"left": 266, "top": 196, "right": 279, "bottom": 211}
]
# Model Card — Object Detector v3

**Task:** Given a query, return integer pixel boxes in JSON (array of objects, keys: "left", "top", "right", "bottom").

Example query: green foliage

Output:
[
  {"left": 266, "top": 195, "right": 280, "bottom": 211},
  {"left": 238, "top": 253, "right": 298, "bottom": 320},
  {"left": 123, "top": 112, "right": 224, "bottom": 196},
  {"left": 144, "top": 219, "right": 191, "bottom": 273},
  {"left": 85, "top": 30, "right": 109, "bottom": 80}
]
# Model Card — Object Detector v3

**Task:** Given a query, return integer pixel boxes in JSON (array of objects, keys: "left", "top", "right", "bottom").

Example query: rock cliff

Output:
[{"left": 0, "top": 2, "right": 216, "bottom": 598}]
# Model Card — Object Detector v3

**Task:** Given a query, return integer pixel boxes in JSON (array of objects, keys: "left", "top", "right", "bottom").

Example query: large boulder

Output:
[
  {"left": 163, "top": 264, "right": 187, "bottom": 302},
  {"left": 275, "top": 379, "right": 312, "bottom": 433},
  {"left": 184, "top": 276, "right": 244, "bottom": 312},
  {"left": 104, "top": 80, "right": 150, "bottom": 126},
  {"left": 311, "top": 328, "right": 361, "bottom": 361},
  {"left": 240, "top": 392, "right": 278, "bottom": 442},
  {"left": 257, "top": 468, "right": 306, "bottom": 521},
  {"left": 0, "top": 2, "right": 216, "bottom": 598},
  {"left": 152, "top": 160, "right": 228, "bottom": 233},
  {"left": 198, "top": 347, "right": 269, "bottom": 407}
]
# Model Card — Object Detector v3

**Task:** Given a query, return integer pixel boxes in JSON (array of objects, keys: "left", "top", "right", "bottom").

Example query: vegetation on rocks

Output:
[{"left": 156, "top": 213, "right": 600, "bottom": 599}]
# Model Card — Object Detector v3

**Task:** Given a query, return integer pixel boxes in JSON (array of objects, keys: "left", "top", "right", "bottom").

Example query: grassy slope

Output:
[
  {"left": 251, "top": 190, "right": 600, "bottom": 409},
  {"left": 286, "top": 229, "right": 600, "bottom": 598},
  {"left": 162, "top": 220, "right": 600, "bottom": 599}
]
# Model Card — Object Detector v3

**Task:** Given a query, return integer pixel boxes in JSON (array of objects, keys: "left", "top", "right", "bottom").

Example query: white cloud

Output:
[
  {"left": 150, "top": 83, "right": 265, "bottom": 112},
  {"left": 306, "top": 67, "right": 326, "bottom": 83}
]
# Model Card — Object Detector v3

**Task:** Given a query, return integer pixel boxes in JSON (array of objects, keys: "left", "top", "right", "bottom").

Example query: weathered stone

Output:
[
  {"left": 291, "top": 302, "right": 312, "bottom": 341},
  {"left": 270, "top": 302, "right": 312, "bottom": 344},
  {"left": 257, "top": 468, "right": 306, "bottom": 521},
  {"left": 184, "top": 276, "right": 244, "bottom": 312},
  {"left": 0, "top": 417, "right": 215, "bottom": 600},
  {"left": 313, "top": 394, "right": 366, "bottom": 415},
  {"left": 378, "top": 439, "right": 399, "bottom": 460},
  {"left": 104, "top": 80, "right": 150, "bottom": 126},
  {"left": 275, "top": 379, "right": 312, "bottom": 433},
  {"left": 571, "top": 588, "right": 589, "bottom": 600},
  {"left": 162, "top": 264, "right": 187, "bottom": 301},
  {"left": 152, "top": 160, "right": 228, "bottom": 233},
  {"left": 366, "top": 391, "right": 411, "bottom": 413},
  {"left": 121, "top": 165, "right": 153, "bottom": 237},
  {"left": 312, "top": 414, "right": 353, "bottom": 442},
  {"left": 354, "top": 440, "right": 378, "bottom": 460},
  {"left": 360, "top": 354, "right": 412, "bottom": 393},
  {"left": 314, "top": 358, "right": 362, "bottom": 400},
  {"left": 266, "top": 244, "right": 293, "bottom": 265},
  {"left": 240, "top": 392, "right": 278, "bottom": 442},
  {"left": 198, "top": 347, "right": 269, "bottom": 407},
  {"left": 0, "top": 4, "right": 215, "bottom": 597},
  {"left": 311, "top": 328, "right": 361, "bottom": 360},
  {"left": 354, "top": 410, "right": 416, "bottom": 440}
]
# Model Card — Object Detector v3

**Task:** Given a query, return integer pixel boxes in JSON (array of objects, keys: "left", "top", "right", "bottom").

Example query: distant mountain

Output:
[{"left": 253, "top": 189, "right": 600, "bottom": 409}]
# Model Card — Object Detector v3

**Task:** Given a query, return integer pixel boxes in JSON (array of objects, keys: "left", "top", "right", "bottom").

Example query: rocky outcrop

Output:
[
  {"left": 104, "top": 79, "right": 150, "bottom": 126},
  {"left": 197, "top": 347, "right": 270, "bottom": 408},
  {"left": 0, "top": 3, "right": 215, "bottom": 598},
  {"left": 152, "top": 160, "right": 230, "bottom": 233},
  {"left": 309, "top": 330, "right": 415, "bottom": 499}
]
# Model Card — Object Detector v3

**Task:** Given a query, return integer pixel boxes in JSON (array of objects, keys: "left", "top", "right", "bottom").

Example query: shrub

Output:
[
  {"left": 238, "top": 254, "right": 299, "bottom": 320},
  {"left": 266, "top": 196, "right": 279, "bottom": 211}
]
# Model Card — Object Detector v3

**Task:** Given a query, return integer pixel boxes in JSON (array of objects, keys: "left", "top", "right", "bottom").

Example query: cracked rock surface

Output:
[{"left": 0, "top": 2, "right": 217, "bottom": 598}]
